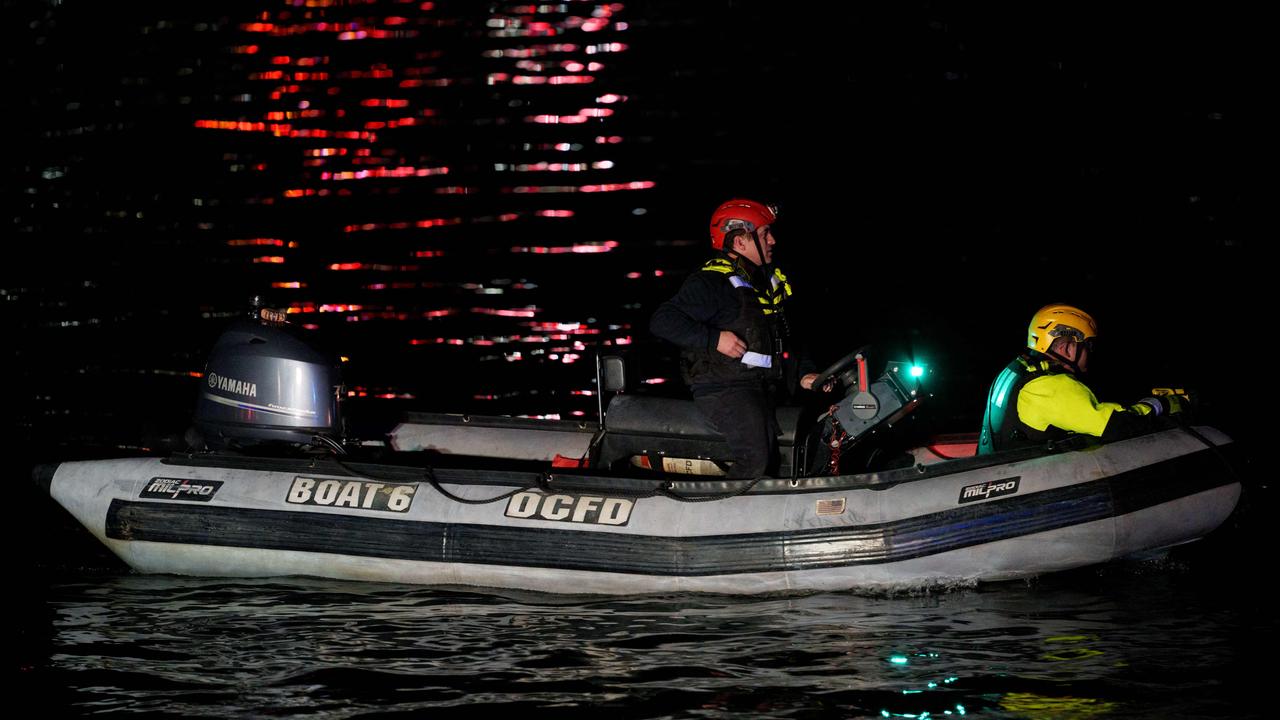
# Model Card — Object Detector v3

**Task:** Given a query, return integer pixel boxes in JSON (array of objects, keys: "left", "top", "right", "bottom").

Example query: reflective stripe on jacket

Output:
[
  {"left": 978, "top": 351, "right": 1125, "bottom": 455},
  {"left": 681, "top": 256, "right": 791, "bottom": 386}
]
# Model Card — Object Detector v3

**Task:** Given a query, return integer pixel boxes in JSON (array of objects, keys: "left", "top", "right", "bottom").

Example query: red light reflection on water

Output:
[
  {"left": 188, "top": 1, "right": 647, "bottom": 411},
  {"left": 346, "top": 386, "right": 417, "bottom": 400},
  {"left": 319, "top": 165, "right": 448, "bottom": 180},
  {"left": 511, "top": 241, "right": 618, "bottom": 254},
  {"left": 471, "top": 307, "right": 538, "bottom": 318},
  {"left": 507, "top": 181, "right": 653, "bottom": 193},
  {"left": 327, "top": 262, "right": 421, "bottom": 271}
]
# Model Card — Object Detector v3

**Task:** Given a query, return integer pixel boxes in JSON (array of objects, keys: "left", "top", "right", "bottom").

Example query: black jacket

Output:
[{"left": 650, "top": 254, "right": 795, "bottom": 389}]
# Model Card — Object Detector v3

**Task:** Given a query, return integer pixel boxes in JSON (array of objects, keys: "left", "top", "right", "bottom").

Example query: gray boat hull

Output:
[{"left": 41, "top": 426, "right": 1240, "bottom": 594}]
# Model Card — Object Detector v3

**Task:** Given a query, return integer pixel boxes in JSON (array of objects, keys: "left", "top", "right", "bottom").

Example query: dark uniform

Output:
[
  {"left": 978, "top": 350, "right": 1178, "bottom": 455},
  {"left": 650, "top": 254, "right": 796, "bottom": 478}
]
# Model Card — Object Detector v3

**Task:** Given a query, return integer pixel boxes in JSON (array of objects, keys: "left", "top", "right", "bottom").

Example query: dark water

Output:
[{"left": 20, "top": 558, "right": 1271, "bottom": 719}]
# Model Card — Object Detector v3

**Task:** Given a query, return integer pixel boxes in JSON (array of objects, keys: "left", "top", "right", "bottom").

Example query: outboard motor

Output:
[{"left": 193, "top": 298, "right": 344, "bottom": 452}]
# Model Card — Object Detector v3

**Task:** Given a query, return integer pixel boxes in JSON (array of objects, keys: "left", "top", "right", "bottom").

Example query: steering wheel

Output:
[{"left": 810, "top": 345, "right": 872, "bottom": 392}]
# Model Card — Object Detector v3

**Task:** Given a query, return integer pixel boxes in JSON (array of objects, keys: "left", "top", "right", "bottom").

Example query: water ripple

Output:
[{"left": 23, "top": 568, "right": 1270, "bottom": 718}]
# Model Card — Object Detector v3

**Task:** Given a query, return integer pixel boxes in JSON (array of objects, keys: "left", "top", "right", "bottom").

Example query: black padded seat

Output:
[
  {"left": 605, "top": 394, "right": 802, "bottom": 445},
  {"left": 595, "top": 394, "right": 805, "bottom": 474},
  {"left": 603, "top": 394, "right": 720, "bottom": 438}
]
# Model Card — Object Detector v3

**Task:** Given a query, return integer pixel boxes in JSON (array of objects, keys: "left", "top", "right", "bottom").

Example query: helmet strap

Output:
[
  {"left": 749, "top": 230, "right": 775, "bottom": 282},
  {"left": 1044, "top": 342, "right": 1085, "bottom": 375}
]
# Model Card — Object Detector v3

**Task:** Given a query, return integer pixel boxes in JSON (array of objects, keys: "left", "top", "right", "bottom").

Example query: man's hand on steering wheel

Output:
[
  {"left": 808, "top": 345, "right": 872, "bottom": 393},
  {"left": 801, "top": 373, "right": 836, "bottom": 392}
]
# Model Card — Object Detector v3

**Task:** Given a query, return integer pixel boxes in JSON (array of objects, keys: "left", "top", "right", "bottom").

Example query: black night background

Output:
[
  {"left": 5, "top": 1, "right": 1270, "bottom": 716},
  {"left": 6, "top": 1, "right": 1261, "bottom": 448}
]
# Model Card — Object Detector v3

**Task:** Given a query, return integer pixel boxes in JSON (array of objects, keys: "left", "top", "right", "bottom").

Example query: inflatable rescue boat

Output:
[{"left": 34, "top": 304, "right": 1241, "bottom": 594}]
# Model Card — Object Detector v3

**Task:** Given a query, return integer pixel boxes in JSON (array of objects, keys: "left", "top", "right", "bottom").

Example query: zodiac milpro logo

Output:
[
  {"left": 287, "top": 477, "right": 417, "bottom": 513},
  {"left": 958, "top": 476, "right": 1021, "bottom": 504},
  {"left": 207, "top": 372, "right": 258, "bottom": 398},
  {"left": 505, "top": 491, "right": 634, "bottom": 526},
  {"left": 141, "top": 477, "right": 224, "bottom": 502}
]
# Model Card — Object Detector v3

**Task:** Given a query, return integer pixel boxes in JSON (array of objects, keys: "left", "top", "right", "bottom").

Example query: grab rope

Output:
[
  {"left": 313, "top": 440, "right": 771, "bottom": 505},
  {"left": 655, "top": 476, "right": 762, "bottom": 502},
  {"left": 321, "top": 453, "right": 541, "bottom": 505},
  {"left": 422, "top": 465, "right": 538, "bottom": 505},
  {"left": 310, "top": 434, "right": 347, "bottom": 456},
  {"left": 1175, "top": 417, "right": 1244, "bottom": 485}
]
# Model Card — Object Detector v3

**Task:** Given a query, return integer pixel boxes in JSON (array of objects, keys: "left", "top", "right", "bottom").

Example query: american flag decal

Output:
[{"left": 816, "top": 498, "right": 846, "bottom": 516}]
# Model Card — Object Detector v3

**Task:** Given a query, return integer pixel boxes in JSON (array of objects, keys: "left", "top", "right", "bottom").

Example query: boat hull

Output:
[{"left": 42, "top": 426, "right": 1241, "bottom": 594}]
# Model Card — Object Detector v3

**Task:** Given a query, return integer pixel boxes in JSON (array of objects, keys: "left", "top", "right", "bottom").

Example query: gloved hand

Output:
[
  {"left": 1151, "top": 387, "right": 1193, "bottom": 402},
  {"left": 1133, "top": 389, "right": 1193, "bottom": 417}
]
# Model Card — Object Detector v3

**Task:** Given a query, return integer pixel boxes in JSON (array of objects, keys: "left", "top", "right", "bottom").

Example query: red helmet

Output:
[{"left": 709, "top": 198, "right": 777, "bottom": 250}]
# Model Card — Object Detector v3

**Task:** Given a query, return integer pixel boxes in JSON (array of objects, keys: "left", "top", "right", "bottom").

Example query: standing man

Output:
[
  {"left": 978, "top": 303, "right": 1190, "bottom": 455},
  {"left": 650, "top": 198, "right": 819, "bottom": 478}
]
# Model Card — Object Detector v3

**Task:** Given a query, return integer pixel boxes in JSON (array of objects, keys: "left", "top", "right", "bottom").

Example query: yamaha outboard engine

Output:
[{"left": 193, "top": 298, "right": 344, "bottom": 452}]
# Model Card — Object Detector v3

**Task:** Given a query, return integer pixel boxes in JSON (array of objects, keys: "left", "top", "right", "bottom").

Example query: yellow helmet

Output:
[{"left": 1027, "top": 304, "right": 1097, "bottom": 354}]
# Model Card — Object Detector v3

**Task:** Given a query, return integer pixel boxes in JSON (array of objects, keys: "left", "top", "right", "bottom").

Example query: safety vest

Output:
[
  {"left": 978, "top": 351, "right": 1125, "bottom": 455},
  {"left": 682, "top": 256, "right": 793, "bottom": 386},
  {"left": 700, "top": 257, "right": 793, "bottom": 316}
]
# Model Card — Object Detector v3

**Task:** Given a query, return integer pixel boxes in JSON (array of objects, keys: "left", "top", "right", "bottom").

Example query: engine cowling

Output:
[{"left": 193, "top": 317, "right": 342, "bottom": 451}]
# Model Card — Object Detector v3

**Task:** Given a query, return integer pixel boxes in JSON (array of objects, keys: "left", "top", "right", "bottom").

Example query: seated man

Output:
[{"left": 978, "top": 304, "right": 1188, "bottom": 455}]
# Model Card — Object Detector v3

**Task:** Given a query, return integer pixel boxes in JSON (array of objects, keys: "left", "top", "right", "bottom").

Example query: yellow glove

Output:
[{"left": 1134, "top": 389, "right": 1191, "bottom": 416}]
